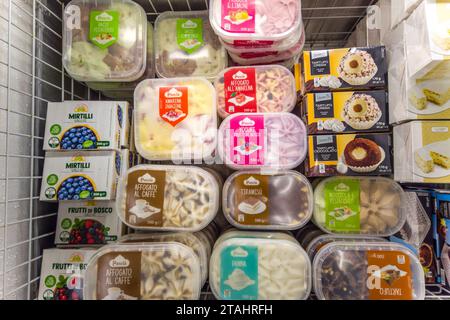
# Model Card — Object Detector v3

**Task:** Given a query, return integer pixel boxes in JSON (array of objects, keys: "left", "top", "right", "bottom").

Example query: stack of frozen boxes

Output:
[{"left": 384, "top": 0, "right": 450, "bottom": 288}]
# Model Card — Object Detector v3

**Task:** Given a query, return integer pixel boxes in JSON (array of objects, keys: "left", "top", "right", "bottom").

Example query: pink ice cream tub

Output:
[{"left": 218, "top": 112, "right": 307, "bottom": 170}]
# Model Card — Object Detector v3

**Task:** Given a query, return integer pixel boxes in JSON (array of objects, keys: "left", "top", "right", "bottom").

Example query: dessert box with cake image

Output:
[
  {"left": 301, "top": 46, "right": 387, "bottom": 93},
  {"left": 305, "top": 133, "right": 392, "bottom": 177},
  {"left": 394, "top": 121, "right": 450, "bottom": 183},
  {"left": 301, "top": 91, "right": 389, "bottom": 134}
]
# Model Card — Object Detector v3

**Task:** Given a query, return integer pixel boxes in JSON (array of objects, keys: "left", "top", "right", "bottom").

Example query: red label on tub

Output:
[
  {"left": 238, "top": 51, "right": 279, "bottom": 59},
  {"left": 159, "top": 86, "right": 188, "bottom": 126},
  {"left": 229, "top": 115, "right": 265, "bottom": 166},
  {"left": 232, "top": 40, "right": 275, "bottom": 48},
  {"left": 221, "top": 0, "right": 255, "bottom": 33},
  {"left": 224, "top": 68, "right": 257, "bottom": 114}
]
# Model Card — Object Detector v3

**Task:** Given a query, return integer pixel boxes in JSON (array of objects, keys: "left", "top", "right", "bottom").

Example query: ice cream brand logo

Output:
[
  {"left": 159, "top": 86, "right": 189, "bottom": 127},
  {"left": 231, "top": 247, "right": 249, "bottom": 258},
  {"left": 109, "top": 255, "right": 130, "bottom": 268},
  {"left": 138, "top": 173, "right": 156, "bottom": 184},
  {"left": 334, "top": 183, "right": 350, "bottom": 192},
  {"left": 95, "top": 12, "right": 113, "bottom": 22},
  {"left": 244, "top": 176, "right": 260, "bottom": 186},
  {"left": 232, "top": 70, "right": 248, "bottom": 80},
  {"left": 164, "top": 88, "right": 183, "bottom": 98},
  {"left": 69, "top": 253, "right": 84, "bottom": 263},
  {"left": 239, "top": 117, "right": 255, "bottom": 127},
  {"left": 181, "top": 20, "right": 197, "bottom": 29}
]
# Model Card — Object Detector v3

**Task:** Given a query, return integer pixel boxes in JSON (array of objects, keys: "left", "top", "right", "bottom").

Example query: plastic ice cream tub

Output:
[
  {"left": 134, "top": 77, "right": 217, "bottom": 162},
  {"left": 214, "top": 229, "right": 299, "bottom": 250},
  {"left": 306, "top": 234, "right": 387, "bottom": 260},
  {"left": 155, "top": 10, "right": 227, "bottom": 80},
  {"left": 86, "top": 22, "right": 155, "bottom": 94},
  {"left": 215, "top": 65, "right": 297, "bottom": 118},
  {"left": 222, "top": 170, "right": 313, "bottom": 230},
  {"left": 119, "top": 232, "right": 209, "bottom": 285},
  {"left": 84, "top": 243, "right": 202, "bottom": 300},
  {"left": 313, "top": 242, "right": 426, "bottom": 300},
  {"left": 210, "top": 231, "right": 311, "bottom": 300},
  {"left": 209, "top": 0, "right": 303, "bottom": 42},
  {"left": 63, "top": 0, "right": 147, "bottom": 82},
  {"left": 313, "top": 177, "right": 407, "bottom": 237},
  {"left": 116, "top": 165, "right": 219, "bottom": 232},
  {"left": 218, "top": 112, "right": 307, "bottom": 170}
]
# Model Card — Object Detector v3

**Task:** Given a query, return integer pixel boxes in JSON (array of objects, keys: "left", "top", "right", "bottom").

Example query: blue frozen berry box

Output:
[
  {"left": 40, "top": 151, "right": 119, "bottom": 202},
  {"left": 43, "top": 101, "right": 131, "bottom": 151}
]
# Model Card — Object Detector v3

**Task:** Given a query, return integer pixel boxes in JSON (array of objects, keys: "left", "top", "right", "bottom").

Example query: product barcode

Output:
[{"left": 319, "top": 163, "right": 326, "bottom": 174}]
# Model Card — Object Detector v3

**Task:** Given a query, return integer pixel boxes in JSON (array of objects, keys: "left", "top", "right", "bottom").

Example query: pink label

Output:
[
  {"left": 229, "top": 115, "right": 265, "bottom": 166},
  {"left": 224, "top": 67, "right": 257, "bottom": 114},
  {"left": 238, "top": 51, "right": 279, "bottom": 59},
  {"left": 221, "top": 0, "right": 255, "bottom": 33},
  {"left": 232, "top": 40, "right": 275, "bottom": 48}
]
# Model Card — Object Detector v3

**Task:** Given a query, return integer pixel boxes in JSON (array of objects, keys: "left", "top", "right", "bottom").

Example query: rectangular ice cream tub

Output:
[
  {"left": 313, "top": 242, "right": 425, "bottom": 300},
  {"left": 302, "top": 91, "right": 389, "bottom": 134},
  {"left": 84, "top": 243, "right": 202, "bottom": 300},
  {"left": 301, "top": 46, "right": 387, "bottom": 93},
  {"left": 305, "top": 133, "right": 392, "bottom": 177},
  {"left": 134, "top": 77, "right": 217, "bottom": 161},
  {"left": 218, "top": 112, "right": 307, "bottom": 170},
  {"left": 38, "top": 248, "right": 96, "bottom": 300},
  {"left": 43, "top": 101, "right": 130, "bottom": 151},
  {"left": 313, "top": 176, "right": 407, "bottom": 237},
  {"left": 116, "top": 165, "right": 219, "bottom": 232},
  {"left": 40, "top": 151, "right": 119, "bottom": 201},
  {"left": 394, "top": 121, "right": 450, "bottom": 184},
  {"left": 215, "top": 65, "right": 297, "bottom": 118}
]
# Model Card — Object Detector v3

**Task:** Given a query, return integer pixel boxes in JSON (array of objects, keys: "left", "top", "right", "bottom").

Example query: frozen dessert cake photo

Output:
[{"left": 414, "top": 139, "right": 450, "bottom": 175}]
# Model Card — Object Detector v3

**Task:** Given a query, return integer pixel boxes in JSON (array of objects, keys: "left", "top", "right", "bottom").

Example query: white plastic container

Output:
[
  {"left": 155, "top": 11, "right": 227, "bottom": 80},
  {"left": 313, "top": 177, "right": 407, "bottom": 237},
  {"left": 215, "top": 65, "right": 297, "bottom": 118},
  {"left": 84, "top": 243, "right": 202, "bottom": 300},
  {"left": 218, "top": 112, "right": 307, "bottom": 170},
  {"left": 209, "top": 0, "right": 303, "bottom": 42},
  {"left": 134, "top": 77, "right": 217, "bottom": 161},
  {"left": 63, "top": 0, "right": 147, "bottom": 82},
  {"left": 313, "top": 242, "right": 426, "bottom": 300},
  {"left": 222, "top": 170, "right": 313, "bottom": 230},
  {"left": 116, "top": 165, "right": 219, "bottom": 232},
  {"left": 210, "top": 231, "right": 311, "bottom": 300}
]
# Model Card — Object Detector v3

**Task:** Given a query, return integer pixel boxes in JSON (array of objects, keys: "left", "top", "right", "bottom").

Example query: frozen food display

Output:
[
  {"left": 210, "top": 231, "right": 311, "bottom": 300},
  {"left": 302, "top": 46, "right": 387, "bottom": 93},
  {"left": 63, "top": 0, "right": 147, "bottom": 82},
  {"left": 215, "top": 65, "right": 297, "bottom": 118},
  {"left": 55, "top": 200, "right": 124, "bottom": 246},
  {"left": 218, "top": 113, "right": 307, "bottom": 170},
  {"left": 119, "top": 232, "right": 210, "bottom": 285},
  {"left": 134, "top": 77, "right": 217, "bottom": 161},
  {"left": 84, "top": 243, "right": 201, "bottom": 300},
  {"left": 394, "top": 120, "right": 450, "bottom": 184},
  {"left": 313, "top": 177, "right": 407, "bottom": 236},
  {"left": 155, "top": 11, "right": 227, "bottom": 80},
  {"left": 209, "top": 0, "right": 303, "bottom": 41},
  {"left": 313, "top": 242, "right": 426, "bottom": 300},
  {"left": 301, "top": 91, "right": 389, "bottom": 134},
  {"left": 305, "top": 133, "right": 393, "bottom": 177},
  {"left": 38, "top": 249, "right": 95, "bottom": 300},
  {"left": 44, "top": 101, "right": 130, "bottom": 151},
  {"left": 116, "top": 165, "right": 219, "bottom": 231},
  {"left": 222, "top": 170, "right": 313, "bottom": 230},
  {"left": 40, "top": 151, "right": 118, "bottom": 201}
]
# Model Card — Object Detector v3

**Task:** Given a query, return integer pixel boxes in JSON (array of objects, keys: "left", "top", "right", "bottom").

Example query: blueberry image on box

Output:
[
  {"left": 60, "top": 126, "right": 98, "bottom": 150},
  {"left": 115, "top": 153, "right": 121, "bottom": 176},
  {"left": 69, "top": 219, "right": 108, "bottom": 245},
  {"left": 52, "top": 275, "right": 83, "bottom": 300},
  {"left": 117, "top": 106, "right": 123, "bottom": 128},
  {"left": 57, "top": 176, "right": 94, "bottom": 200}
]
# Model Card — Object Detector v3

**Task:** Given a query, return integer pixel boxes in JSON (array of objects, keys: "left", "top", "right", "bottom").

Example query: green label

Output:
[
  {"left": 220, "top": 245, "right": 258, "bottom": 300},
  {"left": 176, "top": 18, "right": 203, "bottom": 54},
  {"left": 47, "top": 174, "right": 58, "bottom": 186},
  {"left": 50, "top": 124, "right": 61, "bottom": 135},
  {"left": 324, "top": 179, "right": 361, "bottom": 232},
  {"left": 44, "top": 275, "right": 56, "bottom": 288},
  {"left": 89, "top": 10, "right": 119, "bottom": 49}
]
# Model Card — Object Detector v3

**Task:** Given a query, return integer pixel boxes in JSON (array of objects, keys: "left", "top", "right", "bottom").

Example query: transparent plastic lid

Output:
[
  {"left": 119, "top": 232, "right": 209, "bottom": 285},
  {"left": 63, "top": 0, "right": 147, "bottom": 82},
  {"left": 214, "top": 229, "right": 298, "bottom": 249},
  {"left": 155, "top": 11, "right": 227, "bottom": 80},
  {"left": 313, "top": 242, "right": 425, "bottom": 300},
  {"left": 215, "top": 65, "right": 297, "bottom": 119},
  {"left": 84, "top": 243, "right": 201, "bottom": 300},
  {"left": 222, "top": 170, "right": 313, "bottom": 230},
  {"left": 306, "top": 234, "right": 387, "bottom": 260},
  {"left": 313, "top": 177, "right": 407, "bottom": 237},
  {"left": 210, "top": 234, "right": 311, "bottom": 300},
  {"left": 209, "top": 0, "right": 303, "bottom": 42},
  {"left": 134, "top": 77, "right": 217, "bottom": 161},
  {"left": 86, "top": 22, "right": 155, "bottom": 92},
  {"left": 218, "top": 112, "right": 307, "bottom": 170}
]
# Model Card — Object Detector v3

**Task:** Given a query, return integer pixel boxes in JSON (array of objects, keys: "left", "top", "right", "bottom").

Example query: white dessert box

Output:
[
  {"left": 390, "top": 0, "right": 424, "bottom": 29},
  {"left": 394, "top": 121, "right": 450, "bottom": 184}
]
